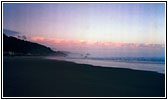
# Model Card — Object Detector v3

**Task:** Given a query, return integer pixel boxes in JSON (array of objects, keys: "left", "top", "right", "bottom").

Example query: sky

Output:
[{"left": 3, "top": 3, "right": 165, "bottom": 57}]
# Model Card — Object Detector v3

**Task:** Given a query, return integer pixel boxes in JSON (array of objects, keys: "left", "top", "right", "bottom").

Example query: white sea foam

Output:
[{"left": 45, "top": 56, "right": 165, "bottom": 74}]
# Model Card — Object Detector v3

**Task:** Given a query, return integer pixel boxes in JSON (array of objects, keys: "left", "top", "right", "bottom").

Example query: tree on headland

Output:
[{"left": 3, "top": 34, "right": 67, "bottom": 56}]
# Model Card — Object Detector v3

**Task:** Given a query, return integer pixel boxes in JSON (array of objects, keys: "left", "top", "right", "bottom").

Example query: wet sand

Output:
[{"left": 3, "top": 56, "right": 165, "bottom": 97}]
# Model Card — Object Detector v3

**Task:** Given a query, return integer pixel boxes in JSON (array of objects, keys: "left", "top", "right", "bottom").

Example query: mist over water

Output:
[
  {"left": 45, "top": 47, "right": 165, "bottom": 74},
  {"left": 46, "top": 53, "right": 165, "bottom": 74}
]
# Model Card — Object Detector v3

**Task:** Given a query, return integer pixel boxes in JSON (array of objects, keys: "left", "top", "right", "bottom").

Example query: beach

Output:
[
  {"left": 3, "top": 56, "right": 165, "bottom": 97},
  {"left": 46, "top": 56, "right": 165, "bottom": 74}
]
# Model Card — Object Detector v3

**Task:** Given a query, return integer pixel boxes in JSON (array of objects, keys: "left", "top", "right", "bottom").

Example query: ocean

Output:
[{"left": 45, "top": 56, "right": 165, "bottom": 74}]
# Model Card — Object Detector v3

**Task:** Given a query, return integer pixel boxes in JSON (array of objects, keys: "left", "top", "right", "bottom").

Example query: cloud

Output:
[
  {"left": 28, "top": 36, "right": 165, "bottom": 57},
  {"left": 29, "top": 36, "right": 165, "bottom": 50},
  {"left": 3, "top": 29, "right": 20, "bottom": 36}
]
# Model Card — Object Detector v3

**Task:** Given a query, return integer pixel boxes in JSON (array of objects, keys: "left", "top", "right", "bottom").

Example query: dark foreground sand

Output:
[{"left": 3, "top": 56, "right": 165, "bottom": 97}]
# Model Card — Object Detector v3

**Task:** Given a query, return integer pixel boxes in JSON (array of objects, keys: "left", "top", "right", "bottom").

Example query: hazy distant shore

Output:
[{"left": 3, "top": 56, "right": 165, "bottom": 97}]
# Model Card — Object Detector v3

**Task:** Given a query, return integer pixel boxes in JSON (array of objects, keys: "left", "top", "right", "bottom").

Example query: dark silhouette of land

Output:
[
  {"left": 3, "top": 34, "right": 66, "bottom": 56},
  {"left": 3, "top": 57, "right": 165, "bottom": 97}
]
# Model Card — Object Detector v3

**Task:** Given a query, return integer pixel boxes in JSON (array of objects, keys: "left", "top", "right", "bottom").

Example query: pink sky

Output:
[
  {"left": 30, "top": 36, "right": 164, "bottom": 49},
  {"left": 27, "top": 36, "right": 165, "bottom": 57}
]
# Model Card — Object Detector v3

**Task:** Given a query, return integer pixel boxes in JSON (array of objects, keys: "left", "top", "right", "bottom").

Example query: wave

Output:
[
  {"left": 45, "top": 56, "right": 165, "bottom": 74},
  {"left": 87, "top": 57, "right": 165, "bottom": 64}
]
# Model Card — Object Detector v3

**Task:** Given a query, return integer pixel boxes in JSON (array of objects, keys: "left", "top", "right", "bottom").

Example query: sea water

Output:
[{"left": 45, "top": 56, "right": 165, "bottom": 74}]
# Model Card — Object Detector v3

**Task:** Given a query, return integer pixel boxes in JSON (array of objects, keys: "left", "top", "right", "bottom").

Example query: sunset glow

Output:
[
  {"left": 30, "top": 36, "right": 164, "bottom": 49},
  {"left": 29, "top": 36, "right": 165, "bottom": 57}
]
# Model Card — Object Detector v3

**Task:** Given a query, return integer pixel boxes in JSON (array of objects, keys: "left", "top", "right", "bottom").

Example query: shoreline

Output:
[
  {"left": 45, "top": 56, "right": 165, "bottom": 74},
  {"left": 3, "top": 56, "right": 165, "bottom": 97}
]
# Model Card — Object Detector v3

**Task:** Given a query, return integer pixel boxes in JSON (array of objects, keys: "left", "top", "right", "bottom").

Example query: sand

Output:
[{"left": 3, "top": 56, "right": 165, "bottom": 97}]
